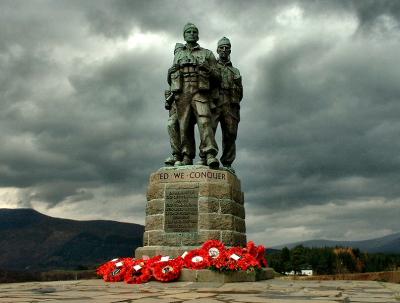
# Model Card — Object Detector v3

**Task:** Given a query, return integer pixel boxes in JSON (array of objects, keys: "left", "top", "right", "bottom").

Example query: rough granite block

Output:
[
  {"left": 198, "top": 197, "right": 219, "bottom": 213},
  {"left": 221, "top": 231, "right": 246, "bottom": 246},
  {"left": 178, "top": 269, "right": 257, "bottom": 282},
  {"left": 234, "top": 217, "right": 246, "bottom": 233},
  {"left": 256, "top": 268, "right": 275, "bottom": 280},
  {"left": 199, "top": 183, "right": 231, "bottom": 199},
  {"left": 198, "top": 230, "right": 221, "bottom": 243},
  {"left": 146, "top": 199, "right": 164, "bottom": 215},
  {"left": 181, "top": 232, "right": 200, "bottom": 246},
  {"left": 232, "top": 189, "right": 243, "bottom": 204},
  {"left": 147, "top": 230, "right": 164, "bottom": 246},
  {"left": 163, "top": 233, "right": 181, "bottom": 246},
  {"left": 199, "top": 213, "right": 234, "bottom": 230},
  {"left": 146, "top": 184, "right": 165, "bottom": 200},
  {"left": 145, "top": 214, "right": 164, "bottom": 231}
]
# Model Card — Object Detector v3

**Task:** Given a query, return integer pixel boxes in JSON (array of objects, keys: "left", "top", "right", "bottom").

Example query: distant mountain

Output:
[
  {"left": 0, "top": 208, "right": 144, "bottom": 271},
  {"left": 272, "top": 233, "right": 400, "bottom": 253}
]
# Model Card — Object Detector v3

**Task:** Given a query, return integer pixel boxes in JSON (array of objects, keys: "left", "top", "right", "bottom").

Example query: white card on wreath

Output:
[
  {"left": 230, "top": 254, "right": 240, "bottom": 261},
  {"left": 133, "top": 265, "right": 142, "bottom": 271},
  {"left": 160, "top": 256, "right": 170, "bottom": 262},
  {"left": 192, "top": 256, "right": 203, "bottom": 263}
]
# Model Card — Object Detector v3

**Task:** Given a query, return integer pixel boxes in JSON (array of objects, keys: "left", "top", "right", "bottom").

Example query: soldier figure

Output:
[
  {"left": 164, "top": 43, "right": 192, "bottom": 166},
  {"left": 212, "top": 37, "right": 243, "bottom": 171},
  {"left": 167, "top": 23, "right": 220, "bottom": 168}
]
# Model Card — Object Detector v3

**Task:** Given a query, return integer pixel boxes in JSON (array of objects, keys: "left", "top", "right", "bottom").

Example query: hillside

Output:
[
  {"left": 0, "top": 208, "right": 144, "bottom": 271},
  {"left": 273, "top": 233, "right": 400, "bottom": 253}
]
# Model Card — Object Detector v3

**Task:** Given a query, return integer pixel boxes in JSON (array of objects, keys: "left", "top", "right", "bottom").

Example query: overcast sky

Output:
[{"left": 1, "top": 0, "right": 399, "bottom": 246}]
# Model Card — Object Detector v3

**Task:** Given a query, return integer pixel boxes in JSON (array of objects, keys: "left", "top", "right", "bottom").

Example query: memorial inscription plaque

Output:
[{"left": 165, "top": 187, "right": 198, "bottom": 232}]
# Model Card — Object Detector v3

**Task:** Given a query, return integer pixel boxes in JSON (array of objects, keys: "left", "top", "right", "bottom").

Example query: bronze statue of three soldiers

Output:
[{"left": 164, "top": 23, "right": 243, "bottom": 172}]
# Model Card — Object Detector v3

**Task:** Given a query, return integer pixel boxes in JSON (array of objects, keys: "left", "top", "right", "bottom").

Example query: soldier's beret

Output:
[
  {"left": 218, "top": 37, "right": 231, "bottom": 47},
  {"left": 183, "top": 23, "right": 198, "bottom": 34}
]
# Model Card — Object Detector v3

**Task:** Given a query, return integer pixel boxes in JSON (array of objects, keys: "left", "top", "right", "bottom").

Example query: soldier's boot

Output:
[
  {"left": 223, "top": 163, "right": 235, "bottom": 174},
  {"left": 165, "top": 154, "right": 182, "bottom": 166},
  {"left": 196, "top": 156, "right": 207, "bottom": 166},
  {"left": 176, "top": 155, "right": 193, "bottom": 166},
  {"left": 207, "top": 154, "right": 219, "bottom": 169},
  {"left": 164, "top": 156, "right": 175, "bottom": 166}
]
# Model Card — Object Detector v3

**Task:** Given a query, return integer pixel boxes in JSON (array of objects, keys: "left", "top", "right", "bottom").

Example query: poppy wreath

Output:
[
  {"left": 225, "top": 247, "right": 245, "bottom": 271},
  {"left": 172, "top": 254, "right": 186, "bottom": 268},
  {"left": 146, "top": 255, "right": 162, "bottom": 268},
  {"left": 243, "top": 241, "right": 268, "bottom": 268},
  {"left": 256, "top": 245, "right": 268, "bottom": 267},
  {"left": 97, "top": 258, "right": 120, "bottom": 277},
  {"left": 244, "top": 241, "right": 257, "bottom": 257},
  {"left": 152, "top": 259, "right": 182, "bottom": 282},
  {"left": 102, "top": 258, "right": 134, "bottom": 282},
  {"left": 124, "top": 261, "right": 152, "bottom": 284},
  {"left": 97, "top": 240, "right": 269, "bottom": 284},
  {"left": 183, "top": 248, "right": 210, "bottom": 270},
  {"left": 237, "top": 253, "right": 261, "bottom": 271},
  {"left": 201, "top": 239, "right": 225, "bottom": 263},
  {"left": 210, "top": 249, "right": 229, "bottom": 271}
]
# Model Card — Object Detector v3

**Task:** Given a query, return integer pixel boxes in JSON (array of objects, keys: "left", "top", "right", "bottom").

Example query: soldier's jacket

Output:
[
  {"left": 215, "top": 60, "right": 243, "bottom": 107},
  {"left": 169, "top": 43, "right": 220, "bottom": 95}
]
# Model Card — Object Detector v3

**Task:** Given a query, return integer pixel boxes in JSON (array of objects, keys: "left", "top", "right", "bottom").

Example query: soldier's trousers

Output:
[
  {"left": 175, "top": 84, "right": 218, "bottom": 159},
  {"left": 167, "top": 104, "right": 183, "bottom": 158},
  {"left": 212, "top": 103, "right": 239, "bottom": 165}
]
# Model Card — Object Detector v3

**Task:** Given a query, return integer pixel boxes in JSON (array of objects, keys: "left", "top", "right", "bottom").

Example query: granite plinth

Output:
[
  {"left": 135, "top": 246, "right": 198, "bottom": 259},
  {"left": 136, "top": 166, "right": 246, "bottom": 258},
  {"left": 178, "top": 268, "right": 274, "bottom": 282}
]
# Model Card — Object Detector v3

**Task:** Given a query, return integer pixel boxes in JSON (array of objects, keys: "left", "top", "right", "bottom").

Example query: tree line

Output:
[{"left": 267, "top": 246, "right": 400, "bottom": 275}]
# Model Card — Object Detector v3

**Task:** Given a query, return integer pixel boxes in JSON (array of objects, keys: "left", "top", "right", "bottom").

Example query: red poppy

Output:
[
  {"left": 225, "top": 247, "right": 245, "bottom": 271},
  {"left": 244, "top": 241, "right": 258, "bottom": 257},
  {"left": 152, "top": 259, "right": 182, "bottom": 282},
  {"left": 256, "top": 245, "right": 268, "bottom": 267},
  {"left": 146, "top": 255, "right": 162, "bottom": 267},
  {"left": 238, "top": 253, "right": 261, "bottom": 271},
  {"left": 173, "top": 252, "right": 187, "bottom": 268},
  {"left": 202, "top": 240, "right": 225, "bottom": 261},
  {"left": 124, "top": 261, "right": 152, "bottom": 284},
  {"left": 97, "top": 258, "right": 120, "bottom": 277},
  {"left": 102, "top": 258, "right": 134, "bottom": 282},
  {"left": 211, "top": 249, "right": 229, "bottom": 270},
  {"left": 183, "top": 249, "right": 210, "bottom": 269}
]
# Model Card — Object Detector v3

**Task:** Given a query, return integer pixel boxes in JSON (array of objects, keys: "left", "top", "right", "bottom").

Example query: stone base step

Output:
[
  {"left": 178, "top": 268, "right": 274, "bottom": 283},
  {"left": 135, "top": 246, "right": 198, "bottom": 259}
]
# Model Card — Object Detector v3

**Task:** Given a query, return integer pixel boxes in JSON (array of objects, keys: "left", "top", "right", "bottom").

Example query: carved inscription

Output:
[
  {"left": 165, "top": 188, "right": 198, "bottom": 232},
  {"left": 154, "top": 170, "right": 227, "bottom": 182}
]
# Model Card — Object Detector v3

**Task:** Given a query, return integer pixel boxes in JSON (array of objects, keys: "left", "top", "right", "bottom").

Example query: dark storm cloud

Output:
[
  {"left": 1, "top": 48, "right": 169, "bottom": 205},
  {"left": 75, "top": 0, "right": 290, "bottom": 43},
  {"left": 78, "top": 0, "right": 192, "bottom": 38},
  {"left": 0, "top": 1, "right": 88, "bottom": 52},
  {"left": 76, "top": 0, "right": 400, "bottom": 41},
  {"left": 0, "top": 1, "right": 170, "bottom": 205},
  {"left": 352, "top": 0, "right": 400, "bottom": 32},
  {"left": 237, "top": 8, "right": 400, "bottom": 212}
]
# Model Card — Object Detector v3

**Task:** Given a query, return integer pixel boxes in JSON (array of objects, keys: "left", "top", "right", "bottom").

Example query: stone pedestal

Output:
[
  {"left": 178, "top": 268, "right": 274, "bottom": 282},
  {"left": 135, "top": 165, "right": 246, "bottom": 258}
]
